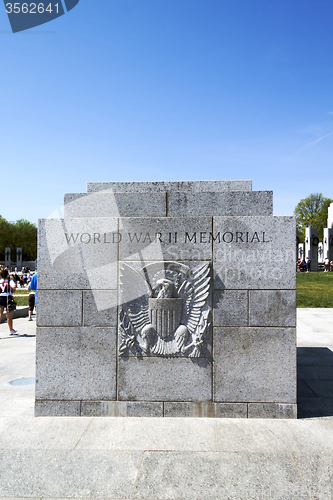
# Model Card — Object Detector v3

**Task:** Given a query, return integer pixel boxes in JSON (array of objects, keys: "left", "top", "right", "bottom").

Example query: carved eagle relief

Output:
[{"left": 119, "top": 262, "right": 211, "bottom": 358}]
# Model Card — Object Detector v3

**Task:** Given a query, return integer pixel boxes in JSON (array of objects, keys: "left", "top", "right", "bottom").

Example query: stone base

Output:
[{"left": 35, "top": 400, "right": 297, "bottom": 419}]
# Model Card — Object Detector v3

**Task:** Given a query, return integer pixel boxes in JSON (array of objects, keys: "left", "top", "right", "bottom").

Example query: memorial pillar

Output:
[
  {"left": 5, "top": 247, "right": 11, "bottom": 268},
  {"left": 305, "top": 227, "right": 318, "bottom": 271},
  {"left": 35, "top": 180, "right": 297, "bottom": 419},
  {"left": 327, "top": 202, "right": 333, "bottom": 229},
  {"left": 323, "top": 228, "right": 333, "bottom": 261},
  {"left": 16, "top": 247, "right": 23, "bottom": 271}
]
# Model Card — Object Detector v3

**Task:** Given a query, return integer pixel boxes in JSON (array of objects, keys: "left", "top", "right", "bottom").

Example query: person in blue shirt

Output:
[{"left": 28, "top": 272, "right": 37, "bottom": 307}]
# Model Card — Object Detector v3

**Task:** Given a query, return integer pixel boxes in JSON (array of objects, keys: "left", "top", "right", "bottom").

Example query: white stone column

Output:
[
  {"left": 305, "top": 227, "right": 318, "bottom": 271},
  {"left": 16, "top": 247, "right": 23, "bottom": 270},
  {"left": 323, "top": 228, "right": 333, "bottom": 261},
  {"left": 327, "top": 202, "right": 333, "bottom": 229},
  {"left": 4, "top": 247, "right": 11, "bottom": 268}
]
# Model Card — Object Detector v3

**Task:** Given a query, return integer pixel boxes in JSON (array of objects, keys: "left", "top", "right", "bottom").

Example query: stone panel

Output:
[
  {"left": 64, "top": 192, "right": 166, "bottom": 218},
  {"left": 118, "top": 357, "right": 212, "bottom": 402},
  {"left": 213, "top": 216, "right": 296, "bottom": 289},
  {"left": 35, "top": 327, "right": 117, "bottom": 400},
  {"left": 118, "top": 260, "right": 212, "bottom": 359},
  {"left": 119, "top": 217, "right": 212, "bottom": 261},
  {"left": 164, "top": 402, "right": 248, "bottom": 418},
  {"left": 249, "top": 290, "right": 296, "bottom": 327},
  {"left": 213, "top": 327, "right": 297, "bottom": 404},
  {"left": 38, "top": 218, "right": 118, "bottom": 290},
  {"left": 248, "top": 403, "right": 297, "bottom": 419},
  {"left": 35, "top": 400, "right": 81, "bottom": 417},
  {"left": 213, "top": 290, "right": 248, "bottom": 326},
  {"left": 37, "top": 290, "right": 82, "bottom": 327},
  {"left": 83, "top": 290, "right": 117, "bottom": 326},
  {"left": 168, "top": 191, "right": 273, "bottom": 217},
  {"left": 81, "top": 401, "right": 163, "bottom": 417},
  {"left": 87, "top": 180, "right": 253, "bottom": 193}
]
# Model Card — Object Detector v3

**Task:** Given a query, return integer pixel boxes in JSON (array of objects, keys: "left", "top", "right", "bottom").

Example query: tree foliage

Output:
[
  {"left": 0, "top": 215, "right": 37, "bottom": 261},
  {"left": 294, "top": 193, "right": 333, "bottom": 242}
]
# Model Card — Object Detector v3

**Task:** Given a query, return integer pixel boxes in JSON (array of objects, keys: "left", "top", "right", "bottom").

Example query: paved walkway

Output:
[{"left": 0, "top": 310, "right": 332, "bottom": 500}]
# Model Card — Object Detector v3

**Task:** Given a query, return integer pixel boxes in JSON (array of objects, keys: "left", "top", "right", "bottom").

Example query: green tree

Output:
[
  {"left": 0, "top": 216, "right": 37, "bottom": 262},
  {"left": 294, "top": 193, "right": 333, "bottom": 242},
  {"left": 13, "top": 219, "right": 37, "bottom": 260},
  {"left": 0, "top": 215, "right": 11, "bottom": 260}
]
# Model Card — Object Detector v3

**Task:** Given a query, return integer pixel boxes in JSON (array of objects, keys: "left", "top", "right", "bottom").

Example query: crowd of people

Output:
[
  {"left": 297, "top": 257, "right": 333, "bottom": 272},
  {"left": 0, "top": 264, "right": 37, "bottom": 336}
]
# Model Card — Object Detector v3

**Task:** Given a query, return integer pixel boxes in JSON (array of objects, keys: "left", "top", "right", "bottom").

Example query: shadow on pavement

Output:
[{"left": 297, "top": 347, "right": 333, "bottom": 418}]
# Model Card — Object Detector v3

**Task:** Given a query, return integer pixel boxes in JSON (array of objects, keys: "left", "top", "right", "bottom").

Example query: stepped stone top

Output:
[
  {"left": 86, "top": 180, "right": 252, "bottom": 193},
  {"left": 63, "top": 180, "right": 272, "bottom": 219}
]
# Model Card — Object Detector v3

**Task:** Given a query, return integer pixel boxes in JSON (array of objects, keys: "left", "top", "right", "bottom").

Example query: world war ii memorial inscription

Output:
[{"left": 35, "top": 181, "right": 297, "bottom": 418}]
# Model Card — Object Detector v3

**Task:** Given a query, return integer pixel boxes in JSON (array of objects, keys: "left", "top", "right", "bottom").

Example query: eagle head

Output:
[{"left": 154, "top": 278, "right": 175, "bottom": 298}]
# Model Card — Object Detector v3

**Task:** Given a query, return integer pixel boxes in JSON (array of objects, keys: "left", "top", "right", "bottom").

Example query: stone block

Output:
[
  {"left": 36, "top": 179, "right": 297, "bottom": 418},
  {"left": 0, "top": 450, "right": 143, "bottom": 499},
  {"left": 132, "top": 451, "right": 308, "bottom": 499},
  {"left": 248, "top": 403, "right": 297, "bottom": 419},
  {"left": 64, "top": 191, "right": 166, "bottom": 218},
  {"left": 37, "top": 290, "right": 82, "bottom": 327},
  {"left": 35, "top": 327, "right": 117, "bottom": 400},
  {"left": 74, "top": 418, "right": 217, "bottom": 452},
  {"left": 81, "top": 401, "right": 163, "bottom": 417},
  {"left": 164, "top": 402, "right": 248, "bottom": 418},
  {"left": 35, "top": 400, "right": 81, "bottom": 416},
  {"left": 0, "top": 415, "right": 91, "bottom": 449},
  {"left": 213, "top": 290, "right": 248, "bottom": 326},
  {"left": 168, "top": 191, "right": 273, "bottom": 217},
  {"left": 119, "top": 217, "right": 213, "bottom": 261},
  {"left": 213, "top": 216, "right": 296, "bottom": 289},
  {"left": 292, "top": 454, "right": 333, "bottom": 500},
  {"left": 38, "top": 218, "right": 118, "bottom": 290},
  {"left": 87, "top": 180, "right": 253, "bottom": 193},
  {"left": 83, "top": 290, "right": 117, "bottom": 326},
  {"left": 215, "top": 403, "right": 248, "bottom": 418},
  {"left": 213, "top": 327, "right": 297, "bottom": 403},
  {"left": 118, "top": 357, "right": 212, "bottom": 402},
  {"left": 249, "top": 290, "right": 296, "bottom": 327}
]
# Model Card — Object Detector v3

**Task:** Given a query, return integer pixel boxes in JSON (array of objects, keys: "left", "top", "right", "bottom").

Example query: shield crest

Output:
[{"left": 149, "top": 298, "right": 182, "bottom": 339}]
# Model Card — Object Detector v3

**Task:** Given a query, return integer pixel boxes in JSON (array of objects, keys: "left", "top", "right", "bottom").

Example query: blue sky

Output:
[{"left": 1, "top": 0, "right": 333, "bottom": 224}]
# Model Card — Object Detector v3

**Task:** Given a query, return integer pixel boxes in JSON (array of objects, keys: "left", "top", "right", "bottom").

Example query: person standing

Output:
[
  {"left": 0, "top": 269, "right": 18, "bottom": 335},
  {"left": 28, "top": 271, "right": 37, "bottom": 310},
  {"left": 324, "top": 257, "right": 330, "bottom": 272},
  {"left": 305, "top": 257, "right": 311, "bottom": 273},
  {"left": 28, "top": 293, "right": 35, "bottom": 321}
]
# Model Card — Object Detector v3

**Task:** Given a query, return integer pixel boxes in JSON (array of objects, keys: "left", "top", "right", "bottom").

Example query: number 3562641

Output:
[{"left": 5, "top": 3, "right": 59, "bottom": 14}]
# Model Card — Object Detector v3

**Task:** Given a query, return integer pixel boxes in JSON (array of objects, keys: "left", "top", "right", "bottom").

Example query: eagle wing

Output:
[
  {"left": 180, "top": 263, "right": 210, "bottom": 334},
  {"left": 119, "top": 263, "right": 150, "bottom": 332}
]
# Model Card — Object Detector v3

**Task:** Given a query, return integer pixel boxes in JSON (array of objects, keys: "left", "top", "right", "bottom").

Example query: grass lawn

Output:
[
  {"left": 12, "top": 290, "right": 34, "bottom": 306},
  {"left": 12, "top": 296, "right": 30, "bottom": 306},
  {"left": 297, "top": 272, "right": 333, "bottom": 308}
]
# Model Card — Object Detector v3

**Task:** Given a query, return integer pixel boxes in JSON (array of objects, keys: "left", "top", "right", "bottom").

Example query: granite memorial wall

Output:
[{"left": 35, "top": 180, "right": 297, "bottom": 418}]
